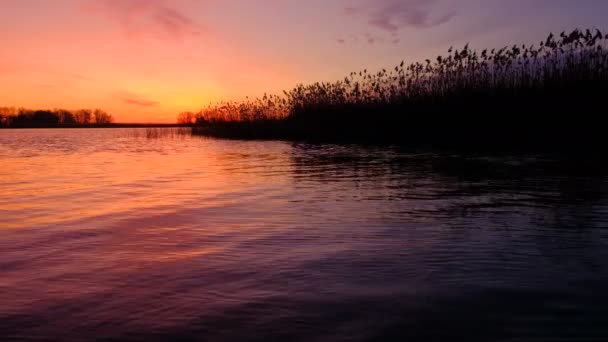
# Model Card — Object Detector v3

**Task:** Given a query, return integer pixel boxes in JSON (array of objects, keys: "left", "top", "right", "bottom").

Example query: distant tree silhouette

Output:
[
  {"left": 10, "top": 109, "right": 59, "bottom": 127},
  {"left": 177, "top": 111, "right": 195, "bottom": 125},
  {"left": 94, "top": 109, "right": 114, "bottom": 125},
  {"left": 0, "top": 107, "right": 16, "bottom": 127},
  {"left": 74, "top": 109, "right": 92, "bottom": 125},
  {"left": 32, "top": 110, "right": 60, "bottom": 127},
  {"left": 0, "top": 107, "right": 115, "bottom": 128},
  {"left": 56, "top": 109, "right": 77, "bottom": 126}
]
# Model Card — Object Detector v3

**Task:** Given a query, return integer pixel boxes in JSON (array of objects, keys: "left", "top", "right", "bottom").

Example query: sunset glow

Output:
[
  {"left": 1, "top": 0, "right": 606, "bottom": 122},
  {"left": 3, "top": 1, "right": 608, "bottom": 340}
]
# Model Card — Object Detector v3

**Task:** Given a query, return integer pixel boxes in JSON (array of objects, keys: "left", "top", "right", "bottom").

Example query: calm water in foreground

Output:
[{"left": 1, "top": 128, "right": 608, "bottom": 341}]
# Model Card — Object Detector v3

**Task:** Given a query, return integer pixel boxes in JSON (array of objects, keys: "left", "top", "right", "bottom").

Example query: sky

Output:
[{"left": 1, "top": 0, "right": 607, "bottom": 123}]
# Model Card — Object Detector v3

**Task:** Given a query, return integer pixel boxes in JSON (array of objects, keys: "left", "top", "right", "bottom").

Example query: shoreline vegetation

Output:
[
  {"left": 0, "top": 108, "right": 115, "bottom": 128},
  {"left": 181, "top": 29, "right": 608, "bottom": 149},
  {"left": 0, "top": 107, "right": 185, "bottom": 129}
]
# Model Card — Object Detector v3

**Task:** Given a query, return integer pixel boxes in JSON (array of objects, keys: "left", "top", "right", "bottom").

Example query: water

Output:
[{"left": 1, "top": 128, "right": 607, "bottom": 341}]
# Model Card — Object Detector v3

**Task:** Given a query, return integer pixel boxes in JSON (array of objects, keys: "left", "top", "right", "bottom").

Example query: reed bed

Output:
[{"left": 189, "top": 29, "right": 608, "bottom": 148}]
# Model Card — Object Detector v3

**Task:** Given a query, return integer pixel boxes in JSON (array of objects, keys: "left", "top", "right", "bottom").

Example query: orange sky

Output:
[{"left": 1, "top": 0, "right": 606, "bottom": 122}]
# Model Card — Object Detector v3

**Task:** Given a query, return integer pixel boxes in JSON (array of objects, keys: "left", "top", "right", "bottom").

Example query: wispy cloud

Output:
[
  {"left": 344, "top": 6, "right": 359, "bottom": 15},
  {"left": 50, "top": 70, "right": 94, "bottom": 82},
  {"left": 87, "top": 0, "right": 203, "bottom": 40},
  {"left": 116, "top": 91, "right": 160, "bottom": 107},
  {"left": 347, "top": 0, "right": 456, "bottom": 35},
  {"left": 365, "top": 32, "right": 384, "bottom": 45}
]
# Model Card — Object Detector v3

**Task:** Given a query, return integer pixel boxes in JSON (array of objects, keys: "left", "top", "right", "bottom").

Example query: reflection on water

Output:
[{"left": 1, "top": 128, "right": 608, "bottom": 341}]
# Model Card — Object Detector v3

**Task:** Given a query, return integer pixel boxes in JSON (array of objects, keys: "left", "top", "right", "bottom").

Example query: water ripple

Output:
[{"left": 1, "top": 129, "right": 608, "bottom": 341}]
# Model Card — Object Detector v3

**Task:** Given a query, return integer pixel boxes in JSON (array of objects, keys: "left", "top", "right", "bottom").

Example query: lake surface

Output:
[{"left": 1, "top": 128, "right": 608, "bottom": 341}]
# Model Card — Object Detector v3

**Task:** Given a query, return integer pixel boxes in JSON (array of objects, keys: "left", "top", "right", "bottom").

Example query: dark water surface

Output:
[{"left": 1, "top": 128, "right": 607, "bottom": 341}]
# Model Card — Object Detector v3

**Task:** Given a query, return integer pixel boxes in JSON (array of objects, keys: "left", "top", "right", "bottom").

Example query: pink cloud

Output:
[
  {"left": 87, "top": 0, "right": 203, "bottom": 40},
  {"left": 365, "top": 32, "right": 384, "bottom": 45},
  {"left": 347, "top": 0, "right": 456, "bottom": 35},
  {"left": 116, "top": 91, "right": 160, "bottom": 107},
  {"left": 344, "top": 6, "right": 360, "bottom": 15}
]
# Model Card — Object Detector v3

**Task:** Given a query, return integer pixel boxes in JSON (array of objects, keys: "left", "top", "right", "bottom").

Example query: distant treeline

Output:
[
  {"left": 0, "top": 107, "right": 114, "bottom": 128},
  {"left": 182, "top": 29, "right": 608, "bottom": 149}
]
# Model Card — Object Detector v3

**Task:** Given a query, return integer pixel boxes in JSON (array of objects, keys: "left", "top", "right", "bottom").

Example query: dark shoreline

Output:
[{"left": 190, "top": 111, "right": 606, "bottom": 153}]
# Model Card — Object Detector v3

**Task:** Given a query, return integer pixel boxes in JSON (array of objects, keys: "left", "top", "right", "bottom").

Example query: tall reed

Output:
[{"left": 189, "top": 29, "right": 608, "bottom": 147}]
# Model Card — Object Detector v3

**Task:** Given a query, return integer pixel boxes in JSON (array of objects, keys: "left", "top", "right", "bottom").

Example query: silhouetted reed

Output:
[
  {"left": 126, "top": 127, "right": 192, "bottom": 139},
  {"left": 189, "top": 29, "right": 608, "bottom": 149}
]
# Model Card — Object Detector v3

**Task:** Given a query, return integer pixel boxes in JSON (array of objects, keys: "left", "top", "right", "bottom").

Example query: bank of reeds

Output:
[{"left": 189, "top": 29, "right": 608, "bottom": 148}]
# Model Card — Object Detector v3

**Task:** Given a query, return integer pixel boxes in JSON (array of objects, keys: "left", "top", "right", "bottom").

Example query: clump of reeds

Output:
[
  {"left": 127, "top": 127, "right": 192, "bottom": 139},
  {"left": 187, "top": 29, "right": 608, "bottom": 147}
]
